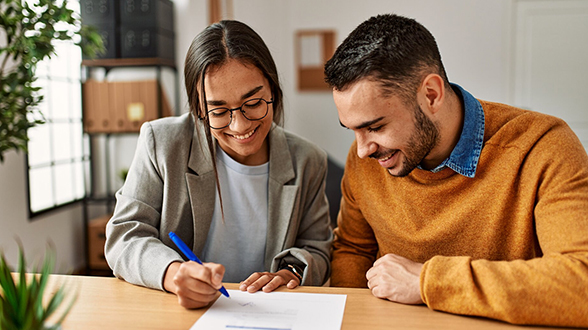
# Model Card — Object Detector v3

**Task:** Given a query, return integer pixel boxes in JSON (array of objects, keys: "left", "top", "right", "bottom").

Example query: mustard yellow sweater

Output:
[{"left": 332, "top": 100, "right": 588, "bottom": 327}]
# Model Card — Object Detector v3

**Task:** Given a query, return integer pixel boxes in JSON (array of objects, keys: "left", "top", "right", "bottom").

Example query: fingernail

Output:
[
  {"left": 214, "top": 273, "right": 222, "bottom": 284},
  {"left": 239, "top": 283, "right": 247, "bottom": 290}
]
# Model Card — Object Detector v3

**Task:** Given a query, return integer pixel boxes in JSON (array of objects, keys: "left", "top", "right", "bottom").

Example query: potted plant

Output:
[
  {"left": 0, "top": 0, "right": 103, "bottom": 162},
  {"left": 0, "top": 245, "right": 76, "bottom": 330}
]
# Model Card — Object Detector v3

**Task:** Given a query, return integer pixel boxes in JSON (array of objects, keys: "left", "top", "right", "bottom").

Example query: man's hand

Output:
[
  {"left": 240, "top": 269, "right": 300, "bottom": 293},
  {"left": 366, "top": 254, "right": 424, "bottom": 304},
  {"left": 163, "top": 261, "right": 226, "bottom": 309}
]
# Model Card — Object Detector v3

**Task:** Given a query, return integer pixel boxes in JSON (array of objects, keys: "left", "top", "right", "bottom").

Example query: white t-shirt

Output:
[{"left": 201, "top": 145, "right": 269, "bottom": 282}]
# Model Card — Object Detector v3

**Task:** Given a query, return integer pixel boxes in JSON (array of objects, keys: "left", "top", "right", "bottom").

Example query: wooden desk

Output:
[{"left": 46, "top": 275, "right": 562, "bottom": 330}]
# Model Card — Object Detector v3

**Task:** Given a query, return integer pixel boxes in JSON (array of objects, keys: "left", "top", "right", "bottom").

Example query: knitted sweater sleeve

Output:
[
  {"left": 421, "top": 120, "right": 588, "bottom": 327},
  {"left": 331, "top": 142, "right": 378, "bottom": 287}
]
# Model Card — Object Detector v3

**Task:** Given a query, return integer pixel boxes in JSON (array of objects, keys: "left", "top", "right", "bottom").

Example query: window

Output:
[{"left": 26, "top": 11, "right": 89, "bottom": 217}]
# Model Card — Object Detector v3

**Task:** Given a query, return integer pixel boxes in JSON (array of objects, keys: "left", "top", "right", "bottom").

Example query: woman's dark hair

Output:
[
  {"left": 184, "top": 20, "right": 283, "bottom": 125},
  {"left": 184, "top": 20, "right": 283, "bottom": 220},
  {"left": 324, "top": 13, "right": 450, "bottom": 103}
]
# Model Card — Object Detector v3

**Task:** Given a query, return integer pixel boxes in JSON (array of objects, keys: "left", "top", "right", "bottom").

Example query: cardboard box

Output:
[
  {"left": 83, "top": 79, "right": 115, "bottom": 133},
  {"left": 88, "top": 214, "right": 111, "bottom": 270},
  {"left": 83, "top": 79, "right": 172, "bottom": 133}
]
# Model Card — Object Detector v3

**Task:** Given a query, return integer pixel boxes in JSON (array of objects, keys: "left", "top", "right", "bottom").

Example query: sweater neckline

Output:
[{"left": 409, "top": 167, "right": 458, "bottom": 181}]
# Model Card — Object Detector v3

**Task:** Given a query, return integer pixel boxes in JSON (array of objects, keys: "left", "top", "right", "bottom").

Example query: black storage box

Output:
[
  {"left": 80, "top": 0, "right": 119, "bottom": 59},
  {"left": 80, "top": 0, "right": 117, "bottom": 26},
  {"left": 120, "top": 0, "right": 174, "bottom": 34},
  {"left": 120, "top": 27, "right": 175, "bottom": 60},
  {"left": 85, "top": 24, "right": 118, "bottom": 59},
  {"left": 81, "top": 0, "right": 175, "bottom": 60}
]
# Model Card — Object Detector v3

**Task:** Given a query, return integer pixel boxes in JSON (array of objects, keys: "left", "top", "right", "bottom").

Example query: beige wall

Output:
[
  {"left": 0, "top": 0, "right": 208, "bottom": 271},
  {"left": 3, "top": 0, "right": 575, "bottom": 271},
  {"left": 0, "top": 150, "right": 85, "bottom": 271},
  {"left": 225, "top": 0, "right": 513, "bottom": 166}
]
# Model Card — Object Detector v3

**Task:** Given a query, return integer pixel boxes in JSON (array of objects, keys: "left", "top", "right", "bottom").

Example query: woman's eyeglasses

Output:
[{"left": 207, "top": 98, "right": 273, "bottom": 129}]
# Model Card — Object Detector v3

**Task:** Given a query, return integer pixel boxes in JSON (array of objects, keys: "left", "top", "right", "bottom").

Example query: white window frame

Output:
[{"left": 25, "top": 19, "right": 89, "bottom": 218}]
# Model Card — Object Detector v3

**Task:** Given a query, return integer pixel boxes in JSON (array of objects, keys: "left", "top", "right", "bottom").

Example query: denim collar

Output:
[{"left": 417, "top": 83, "right": 485, "bottom": 178}]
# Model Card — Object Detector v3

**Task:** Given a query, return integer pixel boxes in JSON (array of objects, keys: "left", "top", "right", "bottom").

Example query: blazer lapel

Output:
[
  {"left": 265, "top": 125, "right": 297, "bottom": 270},
  {"left": 186, "top": 120, "right": 216, "bottom": 255},
  {"left": 184, "top": 123, "right": 298, "bottom": 264}
]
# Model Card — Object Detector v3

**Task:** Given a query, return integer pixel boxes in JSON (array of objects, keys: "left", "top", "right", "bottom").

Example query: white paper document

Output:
[{"left": 191, "top": 289, "right": 347, "bottom": 330}]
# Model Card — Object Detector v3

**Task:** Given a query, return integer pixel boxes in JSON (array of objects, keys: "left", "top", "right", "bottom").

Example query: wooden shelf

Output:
[
  {"left": 82, "top": 57, "right": 176, "bottom": 69},
  {"left": 81, "top": 56, "right": 179, "bottom": 275}
]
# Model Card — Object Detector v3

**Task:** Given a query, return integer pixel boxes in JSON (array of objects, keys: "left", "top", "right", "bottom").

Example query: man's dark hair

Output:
[{"left": 324, "top": 13, "right": 450, "bottom": 102}]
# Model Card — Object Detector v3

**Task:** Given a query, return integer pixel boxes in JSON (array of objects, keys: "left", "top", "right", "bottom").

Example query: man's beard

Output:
[{"left": 370, "top": 102, "right": 440, "bottom": 177}]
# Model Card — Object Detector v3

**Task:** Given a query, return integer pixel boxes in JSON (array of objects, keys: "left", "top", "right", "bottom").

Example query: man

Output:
[{"left": 324, "top": 13, "right": 588, "bottom": 327}]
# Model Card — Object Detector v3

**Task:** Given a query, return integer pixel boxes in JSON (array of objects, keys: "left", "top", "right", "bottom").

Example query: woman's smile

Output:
[
  {"left": 203, "top": 59, "right": 274, "bottom": 165},
  {"left": 227, "top": 125, "right": 258, "bottom": 141}
]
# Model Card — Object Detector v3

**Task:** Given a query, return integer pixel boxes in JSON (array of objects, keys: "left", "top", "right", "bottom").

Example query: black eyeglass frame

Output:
[{"left": 206, "top": 97, "right": 274, "bottom": 129}]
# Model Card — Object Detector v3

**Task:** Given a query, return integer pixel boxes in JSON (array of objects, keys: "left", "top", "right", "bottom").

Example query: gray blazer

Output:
[{"left": 105, "top": 113, "right": 332, "bottom": 290}]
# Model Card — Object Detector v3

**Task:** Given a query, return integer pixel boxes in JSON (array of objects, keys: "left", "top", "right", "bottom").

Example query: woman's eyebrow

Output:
[
  {"left": 207, "top": 99, "right": 226, "bottom": 106},
  {"left": 206, "top": 85, "right": 265, "bottom": 107},
  {"left": 241, "top": 85, "right": 264, "bottom": 100}
]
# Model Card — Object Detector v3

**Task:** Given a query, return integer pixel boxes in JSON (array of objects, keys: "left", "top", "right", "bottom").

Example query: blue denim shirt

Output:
[{"left": 417, "top": 83, "right": 485, "bottom": 178}]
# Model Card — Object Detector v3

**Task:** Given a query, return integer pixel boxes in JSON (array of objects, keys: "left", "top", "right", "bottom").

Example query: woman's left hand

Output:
[{"left": 240, "top": 269, "right": 300, "bottom": 293}]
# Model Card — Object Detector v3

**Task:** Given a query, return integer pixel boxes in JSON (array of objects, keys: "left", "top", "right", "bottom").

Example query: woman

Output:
[{"left": 104, "top": 20, "right": 332, "bottom": 309}]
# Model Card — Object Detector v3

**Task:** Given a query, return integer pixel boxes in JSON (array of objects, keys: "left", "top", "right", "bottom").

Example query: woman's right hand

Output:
[{"left": 163, "top": 261, "right": 226, "bottom": 309}]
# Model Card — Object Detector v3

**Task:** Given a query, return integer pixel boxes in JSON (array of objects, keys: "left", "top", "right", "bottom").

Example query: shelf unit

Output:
[{"left": 81, "top": 57, "right": 178, "bottom": 275}]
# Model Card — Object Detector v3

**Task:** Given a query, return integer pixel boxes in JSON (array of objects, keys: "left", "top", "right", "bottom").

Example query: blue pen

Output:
[{"left": 168, "top": 231, "right": 230, "bottom": 298}]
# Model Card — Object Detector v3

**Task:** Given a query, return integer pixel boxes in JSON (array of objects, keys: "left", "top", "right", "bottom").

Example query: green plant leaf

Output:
[
  {"left": 28, "top": 274, "right": 43, "bottom": 330},
  {"left": 1, "top": 244, "right": 78, "bottom": 330},
  {"left": 17, "top": 245, "right": 30, "bottom": 326},
  {"left": 33, "top": 249, "right": 54, "bottom": 323},
  {"left": 43, "top": 286, "right": 64, "bottom": 319},
  {"left": 0, "top": 253, "right": 18, "bottom": 328},
  {"left": 53, "top": 286, "right": 78, "bottom": 327},
  {"left": 0, "top": 253, "right": 18, "bottom": 312},
  {"left": 0, "top": 0, "right": 105, "bottom": 162}
]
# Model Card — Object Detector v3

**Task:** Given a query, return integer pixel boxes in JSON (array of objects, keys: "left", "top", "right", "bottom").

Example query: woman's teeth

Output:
[{"left": 233, "top": 128, "right": 255, "bottom": 140}]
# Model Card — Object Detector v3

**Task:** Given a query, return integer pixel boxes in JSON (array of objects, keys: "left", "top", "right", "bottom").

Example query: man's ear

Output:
[{"left": 418, "top": 74, "right": 445, "bottom": 114}]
